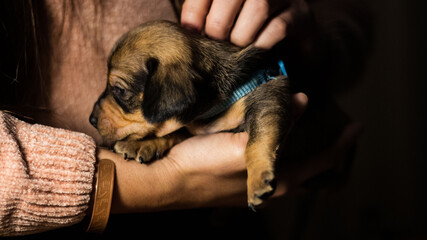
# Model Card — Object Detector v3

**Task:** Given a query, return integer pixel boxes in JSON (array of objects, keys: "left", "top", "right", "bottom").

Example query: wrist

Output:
[
  {"left": 86, "top": 158, "right": 115, "bottom": 234},
  {"left": 149, "top": 158, "right": 186, "bottom": 210},
  {"left": 97, "top": 148, "right": 184, "bottom": 213}
]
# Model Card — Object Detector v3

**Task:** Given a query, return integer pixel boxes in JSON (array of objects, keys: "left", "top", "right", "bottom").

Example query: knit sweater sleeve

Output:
[{"left": 0, "top": 111, "right": 96, "bottom": 236}]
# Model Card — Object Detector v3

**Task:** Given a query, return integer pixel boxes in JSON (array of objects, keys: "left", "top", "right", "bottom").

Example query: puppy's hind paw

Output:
[{"left": 247, "top": 170, "right": 277, "bottom": 210}]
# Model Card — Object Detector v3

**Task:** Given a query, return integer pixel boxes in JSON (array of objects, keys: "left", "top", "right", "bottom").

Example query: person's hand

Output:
[
  {"left": 164, "top": 93, "right": 311, "bottom": 208},
  {"left": 98, "top": 131, "right": 250, "bottom": 213},
  {"left": 98, "top": 93, "right": 306, "bottom": 212},
  {"left": 181, "top": 0, "right": 307, "bottom": 49},
  {"left": 98, "top": 93, "right": 362, "bottom": 212}
]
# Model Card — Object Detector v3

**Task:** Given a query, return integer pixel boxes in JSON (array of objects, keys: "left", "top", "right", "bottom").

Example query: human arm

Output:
[
  {"left": 0, "top": 111, "right": 96, "bottom": 236},
  {"left": 0, "top": 110, "right": 248, "bottom": 236},
  {"left": 0, "top": 93, "right": 360, "bottom": 236}
]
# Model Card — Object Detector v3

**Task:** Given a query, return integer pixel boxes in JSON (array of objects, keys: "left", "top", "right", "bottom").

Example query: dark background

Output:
[
  {"left": 262, "top": 0, "right": 427, "bottom": 238},
  {"left": 12, "top": 0, "right": 426, "bottom": 239}
]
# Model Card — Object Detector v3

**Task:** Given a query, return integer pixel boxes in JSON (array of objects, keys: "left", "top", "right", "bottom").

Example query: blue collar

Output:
[{"left": 197, "top": 60, "right": 288, "bottom": 120}]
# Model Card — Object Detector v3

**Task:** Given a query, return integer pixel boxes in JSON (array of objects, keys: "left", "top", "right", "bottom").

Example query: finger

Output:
[
  {"left": 230, "top": 0, "right": 270, "bottom": 47},
  {"left": 169, "top": 132, "right": 248, "bottom": 173},
  {"left": 205, "top": 0, "right": 244, "bottom": 40},
  {"left": 291, "top": 92, "right": 308, "bottom": 121},
  {"left": 254, "top": 9, "right": 292, "bottom": 49},
  {"left": 181, "top": 0, "right": 212, "bottom": 33}
]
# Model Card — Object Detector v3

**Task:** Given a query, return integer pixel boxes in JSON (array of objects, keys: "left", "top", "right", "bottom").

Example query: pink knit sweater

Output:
[{"left": 0, "top": 111, "right": 96, "bottom": 236}]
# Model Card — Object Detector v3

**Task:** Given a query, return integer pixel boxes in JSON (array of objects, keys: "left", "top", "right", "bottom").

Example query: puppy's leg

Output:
[
  {"left": 246, "top": 131, "right": 280, "bottom": 208},
  {"left": 244, "top": 77, "right": 291, "bottom": 208},
  {"left": 114, "top": 130, "right": 189, "bottom": 163}
]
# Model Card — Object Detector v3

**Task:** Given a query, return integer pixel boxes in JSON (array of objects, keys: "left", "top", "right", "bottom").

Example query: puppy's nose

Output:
[{"left": 89, "top": 114, "right": 98, "bottom": 128}]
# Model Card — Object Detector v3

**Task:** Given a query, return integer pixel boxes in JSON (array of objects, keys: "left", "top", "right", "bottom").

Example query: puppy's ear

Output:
[
  {"left": 142, "top": 59, "right": 198, "bottom": 123},
  {"left": 146, "top": 57, "right": 159, "bottom": 75}
]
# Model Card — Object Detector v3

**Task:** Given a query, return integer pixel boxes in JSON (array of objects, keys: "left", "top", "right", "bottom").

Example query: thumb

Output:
[
  {"left": 167, "top": 132, "right": 249, "bottom": 173},
  {"left": 186, "top": 132, "right": 249, "bottom": 163}
]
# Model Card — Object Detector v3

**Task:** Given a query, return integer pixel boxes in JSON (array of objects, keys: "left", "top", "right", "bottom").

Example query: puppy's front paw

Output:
[
  {"left": 135, "top": 140, "right": 166, "bottom": 163},
  {"left": 114, "top": 140, "right": 139, "bottom": 161},
  {"left": 247, "top": 169, "right": 277, "bottom": 211},
  {"left": 113, "top": 139, "right": 166, "bottom": 164}
]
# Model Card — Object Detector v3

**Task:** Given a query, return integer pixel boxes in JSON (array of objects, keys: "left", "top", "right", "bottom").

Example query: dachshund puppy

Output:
[{"left": 90, "top": 20, "right": 291, "bottom": 208}]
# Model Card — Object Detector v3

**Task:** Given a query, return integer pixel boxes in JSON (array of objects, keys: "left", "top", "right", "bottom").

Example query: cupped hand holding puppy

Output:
[
  {"left": 99, "top": 93, "right": 307, "bottom": 212},
  {"left": 99, "top": 93, "right": 361, "bottom": 213},
  {"left": 181, "top": 0, "right": 306, "bottom": 49}
]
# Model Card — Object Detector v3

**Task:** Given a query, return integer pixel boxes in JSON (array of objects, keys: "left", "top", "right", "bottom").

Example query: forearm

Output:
[
  {"left": 0, "top": 111, "right": 184, "bottom": 236},
  {"left": 98, "top": 149, "right": 181, "bottom": 213},
  {"left": 0, "top": 111, "right": 96, "bottom": 236},
  {"left": 102, "top": 132, "right": 249, "bottom": 214}
]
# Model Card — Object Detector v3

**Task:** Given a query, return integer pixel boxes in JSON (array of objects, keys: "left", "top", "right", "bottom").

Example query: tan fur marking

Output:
[
  {"left": 246, "top": 113, "right": 282, "bottom": 206},
  {"left": 97, "top": 95, "right": 155, "bottom": 141},
  {"left": 187, "top": 97, "right": 247, "bottom": 135},
  {"left": 246, "top": 136, "right": 277, "bottom": 206},
  {"left": 155, "top": 118, "right": 184, "bottom": 137}
]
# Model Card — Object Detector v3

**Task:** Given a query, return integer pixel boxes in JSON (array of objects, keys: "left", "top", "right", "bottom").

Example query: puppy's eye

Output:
[{"left": 112, "top": 85, "right": 129, "bottom": 99}]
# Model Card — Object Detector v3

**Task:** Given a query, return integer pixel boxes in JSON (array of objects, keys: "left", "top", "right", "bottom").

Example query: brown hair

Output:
[
  {"left": 0, "top": 0, "right": 51, "bottom": 119},
  {"left": 0, "top": 0, "right": 111, "bottom": 120}
]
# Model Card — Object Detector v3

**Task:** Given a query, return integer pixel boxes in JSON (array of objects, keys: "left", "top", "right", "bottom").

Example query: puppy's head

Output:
[{"left": 90, "top": 21, "right": 204, "bottom": 142}]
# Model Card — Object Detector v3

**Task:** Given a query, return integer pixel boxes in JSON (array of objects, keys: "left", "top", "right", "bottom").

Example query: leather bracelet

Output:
[{"left": 86, "top": 159, "right": 115, "bottom": 234}]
